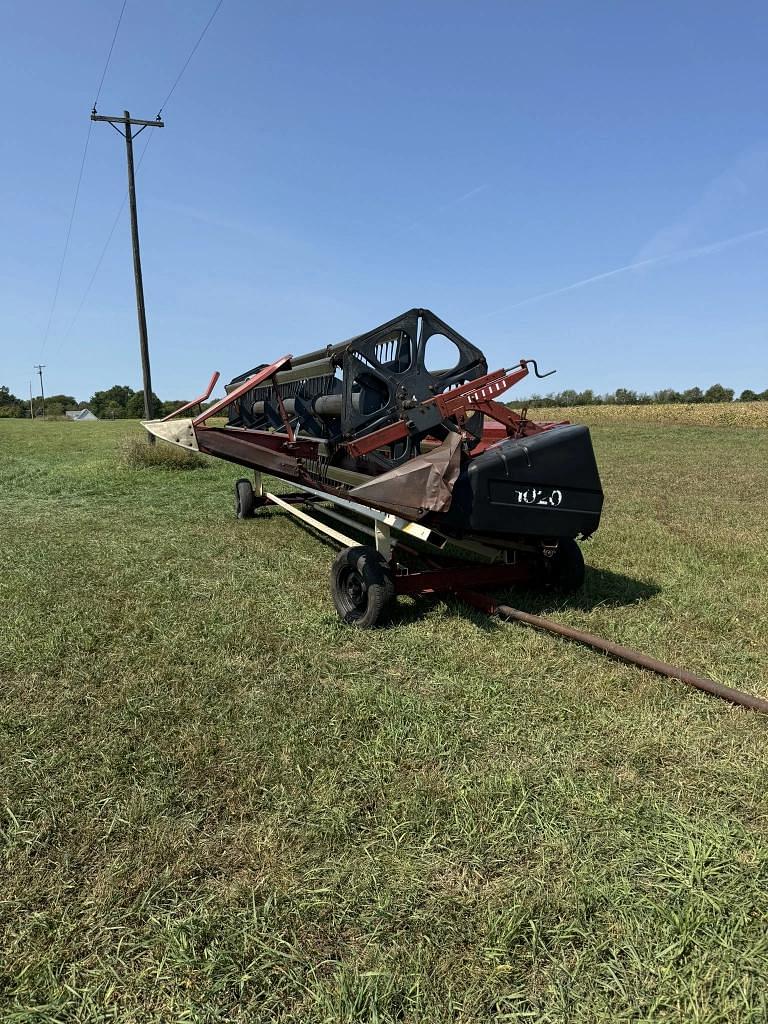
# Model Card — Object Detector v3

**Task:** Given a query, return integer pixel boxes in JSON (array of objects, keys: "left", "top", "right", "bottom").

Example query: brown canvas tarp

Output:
[{"left": 349, "top": 433, "right": 462, "bottom": 519}]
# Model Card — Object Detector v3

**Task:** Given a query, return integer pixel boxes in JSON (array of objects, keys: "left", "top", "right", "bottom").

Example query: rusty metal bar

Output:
[
  {"left": 460, "top": 591, "right": 768, "bottom": 714},
  {"left": 193, "top": 355, "right": 292, "bottom": 425},
  {"left": 196, "top": 426, "right": 303, "bottom": 477},
  {"left": 161, "top": 371, "right": 220, "bottom": 421},
  {"left": 394, "top": 561, "right": 530, "bottom": 596},
  {"left": 432, "top": 364, "right": 528, "bottom": 418}
]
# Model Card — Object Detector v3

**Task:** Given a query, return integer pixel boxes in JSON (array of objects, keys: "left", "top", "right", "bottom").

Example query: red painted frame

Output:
[
  {"left": 161, "top": 371, "right": 221, "bottom": 422},
  {"left": 193, "top": 355, "right": 293, "bottom": 426},
  {"left": 393, "top": 560, "right": 532, "bottom": 596},
  {"left": 344, "top": 363, "right": 534, "bottom": 458}
]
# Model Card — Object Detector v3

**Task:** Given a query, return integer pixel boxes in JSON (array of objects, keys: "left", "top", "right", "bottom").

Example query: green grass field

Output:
[{"left": 2, "top": 415, "right": 767, "bottom": 1023}]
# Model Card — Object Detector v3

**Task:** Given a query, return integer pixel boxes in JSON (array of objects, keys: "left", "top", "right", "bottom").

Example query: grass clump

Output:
[{"left": 120, "top": 434, "right": 209, "bottom": 470}]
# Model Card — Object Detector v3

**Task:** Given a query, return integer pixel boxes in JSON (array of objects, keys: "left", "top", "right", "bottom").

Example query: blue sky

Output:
[{"left": 1, "top": 1, "right": 766, "bottom": 403}]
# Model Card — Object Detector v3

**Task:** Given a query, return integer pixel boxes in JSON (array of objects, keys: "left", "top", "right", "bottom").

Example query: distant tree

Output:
[
  {"left": 613, "top": 388, "right": 638, "bottom": 405},
  {"left": 89, "top": 385, "right": 137, "bottom": 418},
  {"left": 125, "top": 390, "right": 161, "bottom": 418},
  {"left": 556, "top": 389, "right": 579, "bottom": 406},
  {"left": 739, "top": 389, "right": 759, "bottom": 402},
  {"left": 681, "top": 386, "right": 704, "bottom": 404},
  {"left": 45, "top": 393, "right": 78, "bottom": 418},
  {"left": 0, "top": 385, "right": 23, "bottom": 417},
  {"left": 703, "top": 383, "right": 734, "bottom": 403},
  {"left": 159, "top": 399, "right": 189, "bottom": 417},
  {"left": 653, "top": 388, "right": 682, "bottom": 404}
]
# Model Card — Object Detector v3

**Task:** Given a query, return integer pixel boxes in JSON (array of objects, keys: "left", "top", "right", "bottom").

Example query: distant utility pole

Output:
[
  {"left": 91, "top": 109, "right": 164, "bottom": 437},
  {"left": 28, "top": 380, "right": 34, "bottom": 419},
  {"left": 33, "top": 364, "right": 46, "bottom": 418}
]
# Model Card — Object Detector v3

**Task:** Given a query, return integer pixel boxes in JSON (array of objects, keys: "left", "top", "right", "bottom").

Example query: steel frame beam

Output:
[
  {"left": 259, "top": 477, "right": 508, "bottom": 568},
  {"left": 264, "top": 492, "right": 358, "bottom": 547},
  {"left": 259, "top": 483, "right": 529, "bottom": 597},
  {"left": 393, "top": 561, "right": 529, "bottom": 596}
]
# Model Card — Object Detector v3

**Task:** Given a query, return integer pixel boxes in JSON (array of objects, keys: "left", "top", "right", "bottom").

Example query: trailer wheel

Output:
[
  {"left": 544, "top": 538, "right": 585, "bottom": 593},
  {"left": 235, "top": 478, "right": 256, "bottom": 519},
  {"left": 331, "top": 546, "right": 394, "bottom": 627}
]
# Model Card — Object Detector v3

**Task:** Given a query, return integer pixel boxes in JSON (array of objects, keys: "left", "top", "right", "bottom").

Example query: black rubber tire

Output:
[
  {"left": 330, "top": 545, "right": 395, "bottom": 627},
  {"left": 234, "top": 478, "right": 256, "bottom": 519},
  {"left": 545, "top": 538, "right": 585, "bottom": 593}
]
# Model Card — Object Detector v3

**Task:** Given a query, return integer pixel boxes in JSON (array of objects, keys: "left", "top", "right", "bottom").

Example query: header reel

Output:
[{"left": 225, "top": 309, "right": 490, "bottom": 469}]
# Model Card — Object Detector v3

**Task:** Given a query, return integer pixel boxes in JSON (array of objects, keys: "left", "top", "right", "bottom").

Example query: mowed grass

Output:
[{"left": 1, "top": 414, "right": 767, "bottom": 1023}]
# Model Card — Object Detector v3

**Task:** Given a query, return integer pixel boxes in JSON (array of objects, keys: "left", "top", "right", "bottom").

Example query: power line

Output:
[
  {"left": 156, "top": 0, "right": 225, "bottom": 116},
  {"left": 50, "top": 0, "right": 225, "bottom": 364},
  {"left": 38, "top": 120, "right": 93, "bottom": 356},
  {"left": 39, "top": 0, "right": 129, "bottom": 358},
  {"left": 93, "top": 0, "right": 128, "bottom": 110},
  {"left": 51, "top": 133, "right": 154, "bottom": 359}
]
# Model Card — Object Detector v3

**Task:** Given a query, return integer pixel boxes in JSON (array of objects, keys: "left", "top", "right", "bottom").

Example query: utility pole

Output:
[
  {"left": 28, "top": 380, "right": 34, "bottom": 419},
  {"left": 34, "top": 364, "right": 46, "bottom": 418},
  {"left": 91, "top": 109, "right": 164, "bottom": 438}
]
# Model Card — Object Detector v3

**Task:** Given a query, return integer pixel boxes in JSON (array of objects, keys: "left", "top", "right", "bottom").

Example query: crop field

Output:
[
  {"left": 1, "top": 409, "right": 768, "bottom": 1023},
  {"left": 522, "top": 400, "right": 768, "bottom": 429}
]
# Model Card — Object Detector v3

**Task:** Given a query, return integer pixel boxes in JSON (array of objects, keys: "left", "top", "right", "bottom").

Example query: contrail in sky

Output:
[
  {"left": 483, "top": 225, "right": 768, "bottom": 318},
  {"left": 451, "top": 184, "right": 489, "bottom": 205},
  {"left": 399, "top": 183, "right": 488, "bottom": 234}
]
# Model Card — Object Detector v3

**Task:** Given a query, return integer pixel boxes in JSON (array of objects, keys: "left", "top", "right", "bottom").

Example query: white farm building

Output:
[{"left": 65, "top": 409, "right": 98, "bottom": 421}]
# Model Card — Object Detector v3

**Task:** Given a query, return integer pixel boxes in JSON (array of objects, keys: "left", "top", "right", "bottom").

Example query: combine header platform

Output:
[
  {"left": 142, "top": 307, "right": 768, "bottom": 713},
  {"left": 145, "top": 308, "right": 603, "bottom": 626}
]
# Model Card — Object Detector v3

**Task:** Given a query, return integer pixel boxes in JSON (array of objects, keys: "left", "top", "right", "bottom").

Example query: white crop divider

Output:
[
  {"left": 374, "top": 520, "right": 392, "bottom": 560},
  {"left": 265, "top": 492, "right": 357, "bottom": 548}
]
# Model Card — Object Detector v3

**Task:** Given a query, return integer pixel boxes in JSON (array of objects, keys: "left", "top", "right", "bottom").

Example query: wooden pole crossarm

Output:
[{"left": 91, "top": 113, "right": 165, "bottom": 128}]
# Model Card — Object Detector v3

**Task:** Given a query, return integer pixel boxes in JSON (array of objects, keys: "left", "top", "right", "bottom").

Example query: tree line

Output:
[
  {"left": 2, "top": 380, "right": 767, "bottom": 418},
  {"left": 520, "top": 384, "right": 768, "bottom": 408},
  {"left": 0, "top": 384, "right": 189, "bottom": 419}
]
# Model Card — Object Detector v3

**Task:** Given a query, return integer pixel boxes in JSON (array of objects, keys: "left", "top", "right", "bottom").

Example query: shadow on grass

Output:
[
  {"left": 521, "top": 565, "right": 660, "bottom": 613},
  {"left": 385, "top": 565, "right": 660, "bottom": 628}
]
